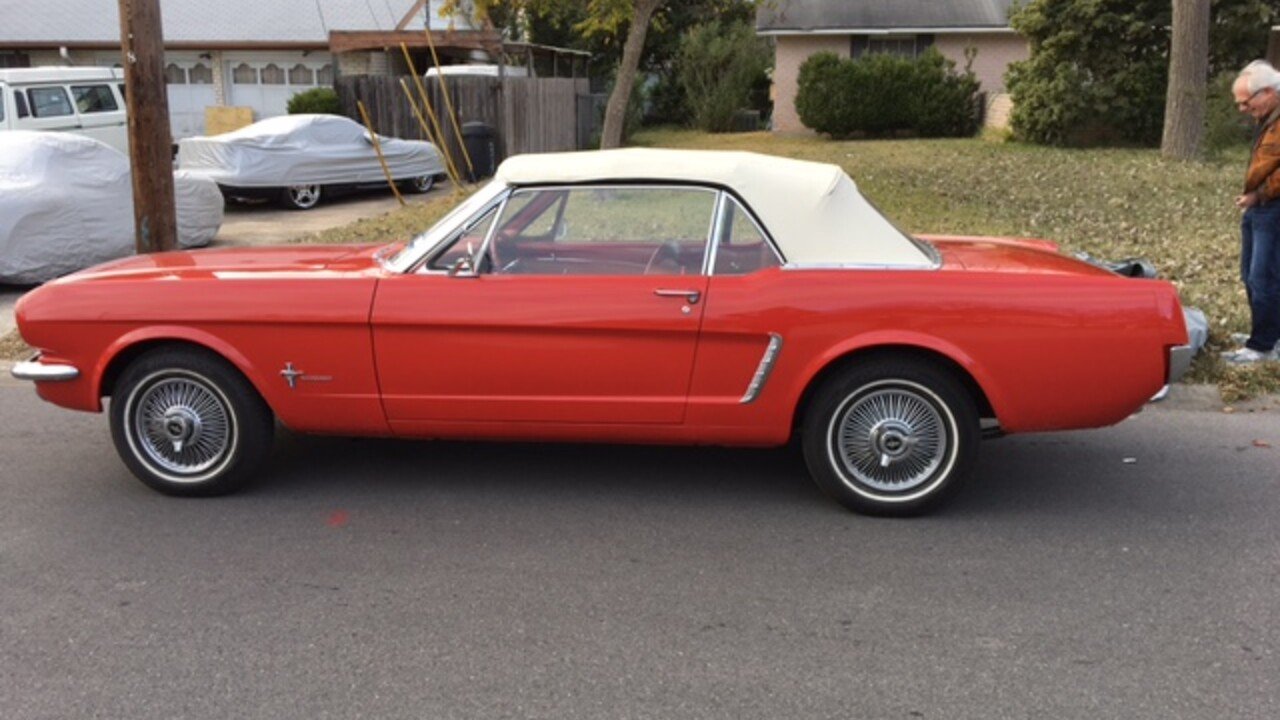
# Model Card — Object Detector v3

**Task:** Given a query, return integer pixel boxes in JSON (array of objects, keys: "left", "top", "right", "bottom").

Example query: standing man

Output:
[{"left": 1227, "top": 60, "right": 1280, "bottom": 363}]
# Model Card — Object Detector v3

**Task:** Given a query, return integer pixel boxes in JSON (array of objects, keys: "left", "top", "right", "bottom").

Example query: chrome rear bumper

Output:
[
  {"left": 1167, "top": 344, "right": 1193, "bottom": 384},
  {"left": 10, "top": 354, "right": 80, "bottom": 382}
]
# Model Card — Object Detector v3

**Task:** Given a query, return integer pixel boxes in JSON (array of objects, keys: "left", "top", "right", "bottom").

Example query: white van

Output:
[{"left": 0, "top": 67, "right": 129, "bottom": 153}]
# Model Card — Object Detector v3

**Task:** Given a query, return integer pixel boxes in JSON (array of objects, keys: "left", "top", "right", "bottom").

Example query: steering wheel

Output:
[{"left": 643, "top": 240, "right": 684, "bottom": 275}]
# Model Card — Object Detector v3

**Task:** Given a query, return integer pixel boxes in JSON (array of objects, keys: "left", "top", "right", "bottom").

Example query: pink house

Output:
[{"left": 757, "top": 0, "right": 1027, "bottom": 133}]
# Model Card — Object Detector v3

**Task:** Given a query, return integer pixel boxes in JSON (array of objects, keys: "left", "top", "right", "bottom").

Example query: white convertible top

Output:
[{"left": 496, "top": 148, "right": 932, "bottom": 267}]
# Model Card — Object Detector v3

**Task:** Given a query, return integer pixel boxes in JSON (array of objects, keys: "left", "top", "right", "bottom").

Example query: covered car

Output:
[
  {"left": 0, "top": 131, "right": 221, "bottom": 284},
  {"left": 11, "top": 148, "right": 1190, "bottom": 515},
  {"left": 177, "top": 114, "right": 446, "bottom": 209}
]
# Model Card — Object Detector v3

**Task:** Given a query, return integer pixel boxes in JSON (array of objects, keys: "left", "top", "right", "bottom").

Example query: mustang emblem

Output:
[{"left": 280, "top": 363, "right": 332, "bottom": 389}]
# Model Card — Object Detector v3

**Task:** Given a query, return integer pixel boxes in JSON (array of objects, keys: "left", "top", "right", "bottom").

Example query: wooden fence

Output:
[{"left": 336, "top": 75, "right": 596, "bottom": 175}]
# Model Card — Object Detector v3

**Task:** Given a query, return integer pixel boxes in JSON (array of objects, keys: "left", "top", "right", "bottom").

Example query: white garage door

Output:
[
  {"left": 227, "top": 60, "right": 333, "bottom": 122},
  {"left": 165, "top": 60, "right": 217, "bottom": 139}
]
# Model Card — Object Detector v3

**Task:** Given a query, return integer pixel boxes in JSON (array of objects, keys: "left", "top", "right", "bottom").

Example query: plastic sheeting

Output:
[
  {"left": 0, "top": 131, "right": 222, "bottom": 284},
  {"left": 176, "top": 114, "right": 445, "bottom": 188}
]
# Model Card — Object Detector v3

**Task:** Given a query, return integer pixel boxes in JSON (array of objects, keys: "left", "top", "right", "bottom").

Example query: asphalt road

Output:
[{"left": 0, "top": 383, "right": 1276, "bottom": 719}]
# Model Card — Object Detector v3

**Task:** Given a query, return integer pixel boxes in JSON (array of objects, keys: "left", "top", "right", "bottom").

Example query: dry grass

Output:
[
  {"left": 292, "top": 189, "right": 470, "bottom": 246},
  {"left": 0, "top": 330, "right": 32, "bottom": 361}
]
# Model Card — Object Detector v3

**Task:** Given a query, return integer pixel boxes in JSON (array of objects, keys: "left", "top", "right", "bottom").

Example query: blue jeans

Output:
[{"left": 1240, "top": 203, "right": 1280, "bottom": 351}]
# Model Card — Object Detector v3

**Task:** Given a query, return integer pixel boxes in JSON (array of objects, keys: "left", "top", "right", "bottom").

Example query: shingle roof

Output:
[
  {"left": 757, "top": 0, "right": 1017, "bottom": 33},
  {"left": 0, "top": 0, "right": 413, "bottom": 45}
]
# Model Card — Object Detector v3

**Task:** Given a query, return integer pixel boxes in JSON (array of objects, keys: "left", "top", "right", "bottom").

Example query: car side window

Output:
[
  {"left": 425, "top": 203, "right": 501, "bottom": 272},
  {"left": 713, "top": 196, "right": 782, "bottom": 275},
  {"left": 14, "top": 89, "right": 29, "bottom": 118},
  {"left": 487, "top": 186, "right": 715, "bottom": 276},
  {"left": 27, "top": 86, "right": 73, "bottom": 118},
  {"left": 71, "top": 84, "right": 118, "bottom": 113}
]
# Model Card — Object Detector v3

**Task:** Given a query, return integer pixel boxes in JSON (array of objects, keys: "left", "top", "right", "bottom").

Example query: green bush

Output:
[
  {"left": 795, "top": 49, "right": 979, "bottom": 138},
  {"left": 676, "top": 20, "right": 772, "bottom": 133},
  {"left": 287, "top": 87, "right": 341, "bottom": 115}
]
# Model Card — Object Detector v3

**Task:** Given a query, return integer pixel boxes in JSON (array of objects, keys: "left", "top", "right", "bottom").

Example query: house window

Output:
[
  {"left": 164, "top": 63, "right": 187, "bottom": 84},
  {"left": 0, "top": 52, "right": 30, "bottom": 68},
  {"left": 233, "top": 63, "right": 258, "bottom": 84},
  {"left": 261, "top": 63, "right": 285, "bottom": 85},
  {"left": 289, "top": 64, "right": 314, "bottom": 86},
  {"left": 189, "top": 63, "right": 213, "bottom": 84},
  {"left": 317, "top": 64, "right": 334, "bottom": 85},
  {"left": 851, "top": 34, "right": 935, "bottom": 59}
]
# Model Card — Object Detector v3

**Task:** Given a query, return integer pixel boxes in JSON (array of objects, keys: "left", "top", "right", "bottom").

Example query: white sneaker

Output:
[
  {"left": 1230, "top": 332, "right": 1280, "bottom": 350},
  {"left": 1221, "top": 346, "right": 1279, "bottom": 364}
]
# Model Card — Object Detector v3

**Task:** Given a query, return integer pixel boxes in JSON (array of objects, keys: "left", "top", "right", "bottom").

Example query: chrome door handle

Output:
[{"left": 654, "top": 288, "right": 701, "bottom": 304}]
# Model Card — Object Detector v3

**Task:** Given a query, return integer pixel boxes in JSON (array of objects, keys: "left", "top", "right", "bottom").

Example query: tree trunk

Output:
[
  {"left": 118, "top": 0, "right": 177, "bottom": 252},
  {"left": 599, "top": 0, "right": 662, "bottom": 149},
  {"left": 1161, "top": 0, "right": 1210, "bottom": 160}
]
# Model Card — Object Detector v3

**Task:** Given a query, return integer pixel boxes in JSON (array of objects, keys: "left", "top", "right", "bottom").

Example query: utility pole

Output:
[{"left": 117, "top": 0, "right": 177, "bottom": 252}]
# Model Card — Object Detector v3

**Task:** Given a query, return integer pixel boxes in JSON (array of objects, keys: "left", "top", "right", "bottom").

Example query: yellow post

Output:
[
  {"left": 399, "top": 77, "right": 464, "bottom": 189},
  {"left": 399, "top": 44, "right": 466, "bottom": 189},
  {"left": 423, "top": 27, "right": 476, "bottom": 178},
  {"left": 356, "top": 100, "right": 407, "bottom": 207}
]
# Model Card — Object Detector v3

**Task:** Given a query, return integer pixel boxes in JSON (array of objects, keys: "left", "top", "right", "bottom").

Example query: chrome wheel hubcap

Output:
[
  {"left": 833, "top": 386, "right": 948, "bottom": 493},
  {"left": 289, "top": 185, "right": 319, "bottom": 207},
  {"left": 133, "top": 375, "right": 232, "bottom": 478}
]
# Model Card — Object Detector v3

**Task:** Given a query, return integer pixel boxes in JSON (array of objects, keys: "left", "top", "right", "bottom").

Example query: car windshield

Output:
[{"left": 386, "top": 181, "right": 507, "bottom": 271}]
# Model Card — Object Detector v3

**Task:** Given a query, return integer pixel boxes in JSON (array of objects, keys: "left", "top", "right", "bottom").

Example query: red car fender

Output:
[
  {"left": 95, "top": 326, "right": 274, "bottom": 409},
  {"left": 788, "top": 329, "right": 1008, "bottom": 425}
]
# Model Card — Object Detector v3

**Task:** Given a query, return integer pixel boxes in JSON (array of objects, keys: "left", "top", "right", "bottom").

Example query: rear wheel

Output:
[
  {"left": 280, "top": 184, "right": 322, "bottom": 210},
  {"left": 801, "top": 358, "right": 978, "bottom": 516},
  {"left": 404, "top": 174, "right": 436, "bottom": 194},
  {"left": 109, "top": 348, "right": 273, "bottom": 497}
]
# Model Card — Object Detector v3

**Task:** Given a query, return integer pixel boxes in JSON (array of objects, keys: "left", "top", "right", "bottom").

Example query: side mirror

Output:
[{"left": 447, "top": 241, "right": 480, "bottom": 278}]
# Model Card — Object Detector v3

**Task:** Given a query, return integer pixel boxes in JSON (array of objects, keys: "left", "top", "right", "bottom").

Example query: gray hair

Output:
[{"left": 1237, "top": 60, "right": 1280, "bottom": 93}]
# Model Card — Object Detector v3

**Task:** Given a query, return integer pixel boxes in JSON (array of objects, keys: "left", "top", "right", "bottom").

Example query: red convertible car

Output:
[{"left": 11, "top": 149, "right": 1191, "bottom": 515}]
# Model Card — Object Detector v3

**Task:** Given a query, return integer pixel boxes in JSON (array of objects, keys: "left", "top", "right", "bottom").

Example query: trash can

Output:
[{"left": 460, "top": 122, "right": 499, "bottom": 182}]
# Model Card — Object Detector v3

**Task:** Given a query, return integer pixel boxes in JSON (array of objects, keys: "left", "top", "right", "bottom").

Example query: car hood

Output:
[
  {"left": 48, "top": 243, "right": 391, "bottom": 285},
  {"left": 920, "top": 235, "right": 1116, "bottom": 277}
]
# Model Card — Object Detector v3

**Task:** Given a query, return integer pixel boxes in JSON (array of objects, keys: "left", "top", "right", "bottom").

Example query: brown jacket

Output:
[{"left": 1245, "top": 106, "right": 1280, "bottom": 202}]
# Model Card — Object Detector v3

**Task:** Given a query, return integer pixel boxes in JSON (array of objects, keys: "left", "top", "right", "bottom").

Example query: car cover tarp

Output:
[{"left": 0, "top": 131, "right": 222, "bottom": 284}]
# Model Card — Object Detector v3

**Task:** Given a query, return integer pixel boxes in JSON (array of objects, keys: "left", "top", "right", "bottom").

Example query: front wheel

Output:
[
  {"left": 801, "top": 358, "right": 978, "bottom": 516},
  {"left": 109, "top": 348, "right": 274, "bottom": 497},
  {"left": 280, "top": 184, "right": 322, "bottom": 210}
]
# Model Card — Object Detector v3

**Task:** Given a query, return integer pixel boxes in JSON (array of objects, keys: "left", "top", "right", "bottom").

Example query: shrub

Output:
[
  {"left": 795, "top": 49, "right": 980, "bottom": 138},
  {"left": 676, "top": 20, "right": 772, "bottom": 133},
  {"left": 287, "top": 87, "right": 341, "bottom": 115}
]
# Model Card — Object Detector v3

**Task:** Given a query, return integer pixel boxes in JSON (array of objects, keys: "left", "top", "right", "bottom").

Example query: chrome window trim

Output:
[
  {"left": 428, "top": 183, "right": 722, "bottom": 278},
  {"left": 386, "top": 180, "right": 510, "bottom": 273},
  {"left": 740, "top": 333, "right": 783, "bottom": 404},
  {"left": 409, "top": 187, "right": 513, "bottom": 275},
  {"left": 702, "top": 191, "right": 728, "bottom": 276},
  {"left": 782, "top": 259, "right": 941, "bottom": 271},
  {"left": 708, "top": 192, "right": 786, "bottom": 274}
]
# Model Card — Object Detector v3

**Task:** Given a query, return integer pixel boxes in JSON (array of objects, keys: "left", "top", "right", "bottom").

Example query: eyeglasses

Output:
[{"left": 1237, "top": 88, "right": 1265, "bottom": 109}]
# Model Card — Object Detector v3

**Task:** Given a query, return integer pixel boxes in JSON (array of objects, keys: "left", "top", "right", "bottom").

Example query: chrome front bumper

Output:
[{"left": 10, "top": 354, "right": 80, "bottom": 382}]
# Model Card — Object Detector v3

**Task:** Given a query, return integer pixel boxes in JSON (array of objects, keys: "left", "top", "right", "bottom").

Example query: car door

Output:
[
  {"left": 69, "top": 82, "right": 127, "bottom": 153},
  {"left": 371, "top": 184, "right": 718, "bottom": 426}
]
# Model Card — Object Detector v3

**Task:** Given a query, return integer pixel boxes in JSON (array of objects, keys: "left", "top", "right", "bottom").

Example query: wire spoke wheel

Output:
[
  {"left": 803, "top": 359, "right": 978, "bottom": 515},
  {"left": 833, "top": 385, "right": 947, "bottom": 492},
  {"left": 129, "top": 372, "right": 236, "bottom": 482}
]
